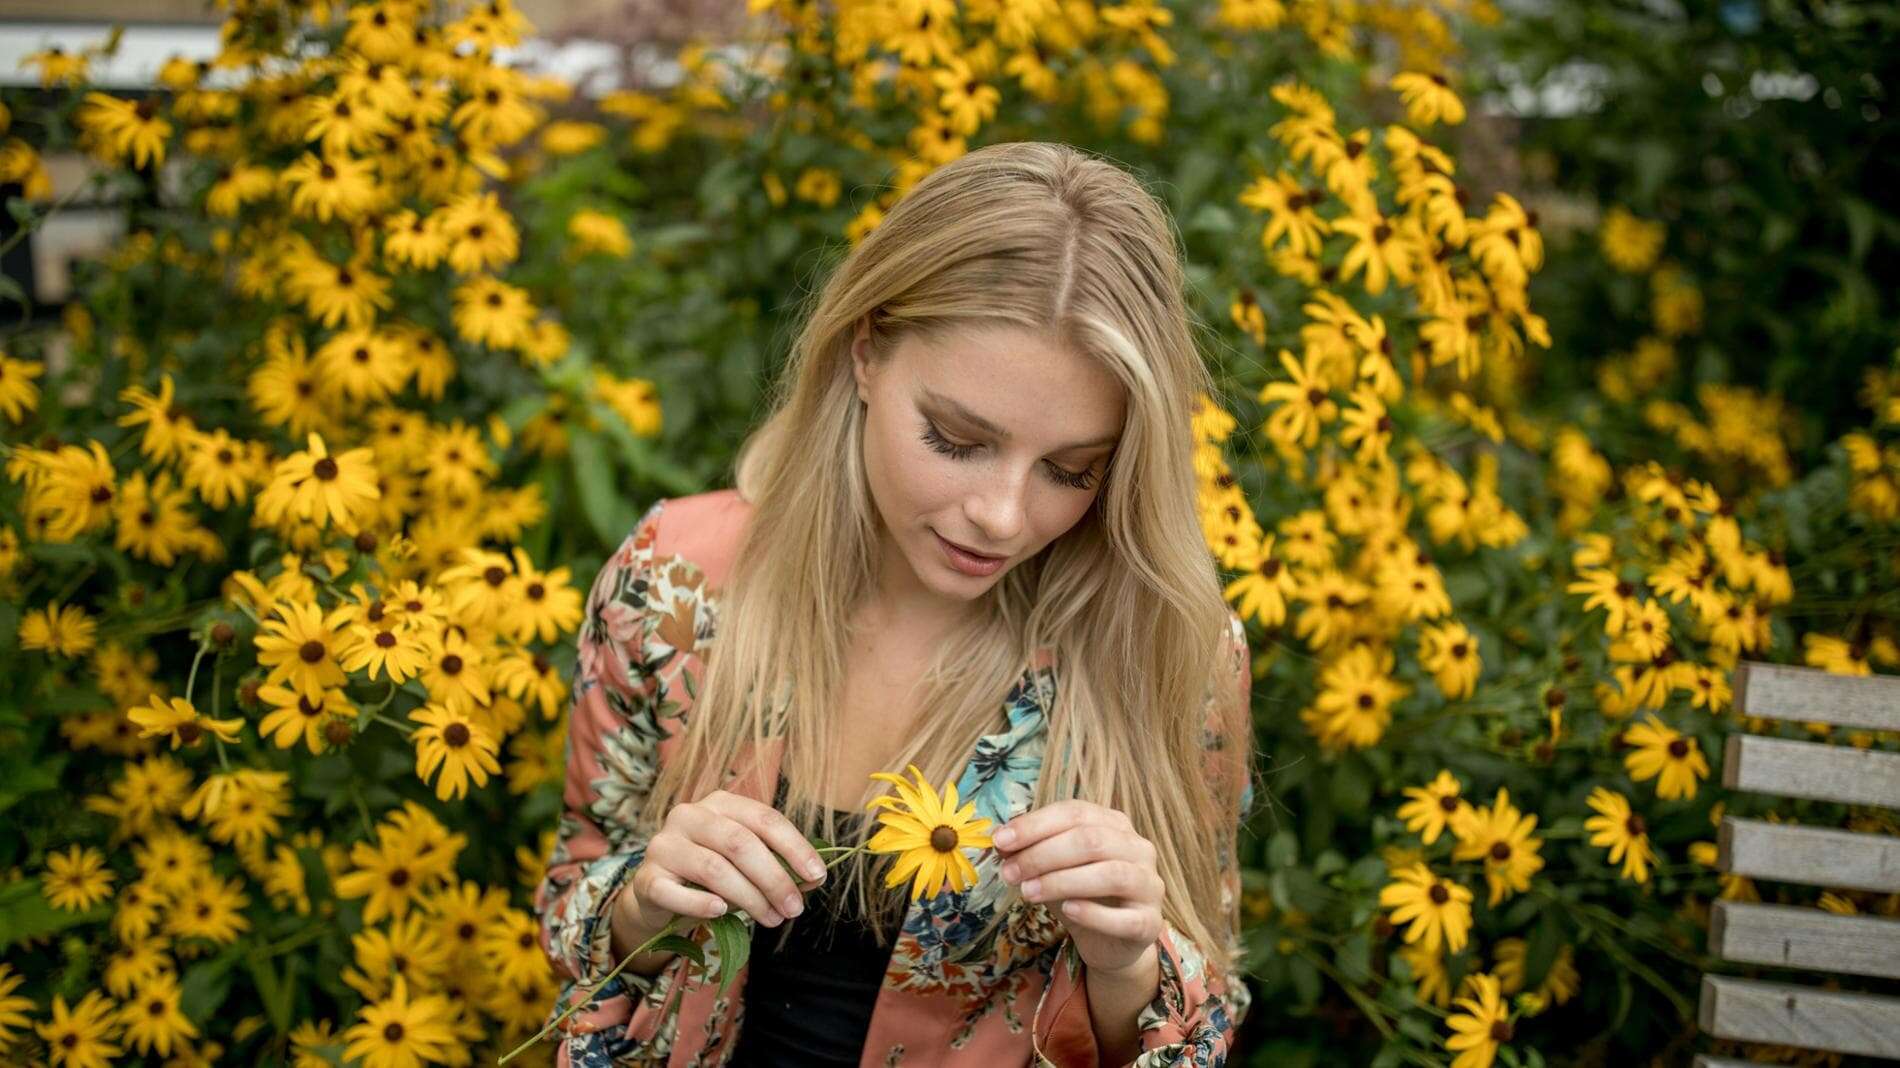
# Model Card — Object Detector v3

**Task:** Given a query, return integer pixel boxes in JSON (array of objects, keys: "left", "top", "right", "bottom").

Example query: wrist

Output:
[{"left": 1088, "top": 941, "right": 1159, "bottom": 983}]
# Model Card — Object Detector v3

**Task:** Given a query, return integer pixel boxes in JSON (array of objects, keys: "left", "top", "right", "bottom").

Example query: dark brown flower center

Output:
[
  {"left": 1428, "top": 883, "right": 1449, "bottom": 904},
  {"left": 444, "top": 722, "right": 470, "bottom": 747},
  {"left": 1667, "top": 739, "right": 1689, "bottom": 758},
  {"left": 313, "top": 457, "right": 339, "bottom": 480},
  {"left": 1489, "top": 842, "right": 1512, "bottom": 862},
  {"left": 300, "top": 640, "right": 326, "bottom": 663},
  {"left": 929, "top": 825, "right": 958, "bottom": 852}
]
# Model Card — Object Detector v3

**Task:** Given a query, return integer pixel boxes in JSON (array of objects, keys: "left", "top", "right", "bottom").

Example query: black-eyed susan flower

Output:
[
  {"left": 1622, "top": 716, "right": 1710, "bottom": 800},
  {"left": 255, "top": 432, "right": 382, "bottom": 532},
  {"left": 417, "top": 626, "right": 492, "bottom": 713},
  {"left": 178, "top": 427, "right": 255, "bottom": 509},
  {"left": 1378, "top": 862, "right": 1472, "bottom": 954},
  {"left": 255, "top": 681, "right": 354, "bottom": 752},
  {"left": 1390, "top": 71, "right": 1465, "bottom": 126},
  {"left": 1450, "top": 787, "right": 1545, "bottom": 906},
  {"left": 439, "top": 190, "right": 520, "bottom": 274},
  {"left": 343, "top": 976, "right": 458, "bottom": 1068},
  {"left": 566, "top": 208, "right": 632, "bottom": 257},
  {"left": 0, "top": 352, "right": 44, "bottom": 422},
  {"left": 503, "top": 547, "right": 582, "bottom": 644},
  {"left": 865, "top": 764, "right": 994, "bottom": 901},
  {"left": 34, "top": 991, "right": 122, "bottom": 1068},
  {"left": 1583, "top": 786, "right": 1655, "bottom": 883},
  {"left": 1493, "top": 938, "right": 1579, "bottom": 1011},
  {"left": 478, "top": 908, "right": 549, "bottom": 988},
  {"left": 128, "top": 695, "right": 244, "bottom": 750},
  {"left": 22, "top": 45, "right": 91, "bottom": 88},
  {"left": 118, "top": 971, "right": 197, "bottom": 1057},
  {"left": 75, "top": 93, "right": 172, "bottom": 169},
  {"left": 343, "top": 912, "right": 451, "bottom": 1002},
  {"left": 42, "top": 844, "right": 116, "bottom": 912},
  {"left": 0, "top": 962, "right": 33, "bottom": 1044},
  {"left": 1259, "top": 347, "right": 1338, "bottom": 450},
  {"left": 1418, "top": 620, "right": 1481, "bottom": 699},
  {"left": 1396, "top": 769, "right": 1470, "bottom": 845},
  {"left": 164, "top": 872, "right": 251, "bottom": 944},
  {"left": 18, "top": 601, "right": 99, "bottom": 657},
  {"left": 408, "top": 702, "right": 501, "bottom": 801},
  {"left": 451, "top": 275, "right": 537, "bottom": 350},
  {"left": 280, "top": 152, "right": 381, "bottom": 222},
  {"left": 253, "top": 598, "right": 353, "bottom": 700},
  {"left": 1445, "top": 972, "right": 1511, "bottom": 1068},
  {"left": 1224, "top": 534, "right": 1299, "bottom": 628}
]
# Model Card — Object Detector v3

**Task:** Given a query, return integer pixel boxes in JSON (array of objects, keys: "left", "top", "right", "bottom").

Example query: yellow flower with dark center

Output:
[
  {"left": 417, "top": 625, "right": 493, "bottom": 714},
  {"left": 119, "top": 971, "right": 197, "bottom": 1057},
  {"left": 34, "top": 991, "right": 122, "bottom": 1068},
  {"left": 164, "top": 872, "right": 251, "bottom": 944},
  {"left": 256, "top": 681, "right": 354, "bottom": 753},
  {"left": 1582, "top": 786, "right": 1655, "bottom": 883},
  {"left": 255, "top": 432, "right": 383, "bottom": 532},
  {"left": 864, "top": 764, "right": 994, "bottom": 901},
  {"left": 439, "top": 190, "right": 520, "bottom": 274},
  {"left": 1418, "top": 620, "right": 1481, "bottom": 699},
  {"left": 1390, "top": 71, "right": 1465, "bottom": 125},
  {"left": 1449, "top": 787, "right": 1545, "bottom": 906},
  {"left": 1492, "top": 938, "right": 1580, "bottom": 1009},
  {"left": 128, "top": 695, "right": 244, "bottom": 750},
  {"left": 478, "top": 908, "right": 549, "bottom": 988},
  {"left": 503, "top": 546, "right": 583, "bottom": 644},
  {"left": 315, "top": 328, "right": 412, "bottom": 405},
  {"left": 179, "top": 426, "right": 254, "bottom": 509},
  {"left": 75, "top": 92, "right": 172, "bottom": 169},
  {"left": 451, "top": 275, "right": 537, "bottom": 351},
  {"left": 1396, "top": 769, "right": 1469, "bottom": 845},
  {"left": 280, "top": 152, "right": 381, "bottom": 222},
  {"left": 1445, "top": 972, "right": 1511, "bottom": 1068},
  {"left": 343, "top": 911, "right": 451, "bottom": 1002},
  {"left": 43, "top": 845, "right": 116, "bottom": 912},
  {"left": 0, "top": 352, "right": 44, "bottom": 422},
  {"left": 253, "top": 597, "right": 353, "bottom": 700},
  {"left": 343, "top": 976, "right": 458, "bottom": 1068},
  {"left": 1395, "top": 941, "right": 1452, "bottom": 1008},
  {"left": 285, "top": 253, "right": 392, "bottom": 330},
  {"left": 1377, "top": 862, "right": 1472, "bottom": 954},
  {"left": 408, "top": 703, "right": 501, "bottom": 801},
  {"left": 23, "top": 46, "right": 91, "bottom": 88},
  {"left": 1622, "top": 716, "right": 1709, "bottom": 800},
  {"left": 19, "top": 601, "right": 99, "bottom": 657},
  {"left": 382, "top": 208, "right": 450, "bottom": 270},
  {"left": 1258, "top": 347, "right": 1338, "bottom": 450}
]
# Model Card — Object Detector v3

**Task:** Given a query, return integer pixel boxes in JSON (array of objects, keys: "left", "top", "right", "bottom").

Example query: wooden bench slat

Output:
[
  {"left": 1723, "top": 734, "right": 1900, "bottom": 809},
  {"left": 1710, "top": 900, "right": 1900, "bottom": 979},
  {"left": 1698, "top": 975, "right": 1900, "bottom": 1058},
  {"left": 1735, "top": 661, "right": 1900, "bottom": 733},
  {"left": 1719, "top": 817, "right": 1900, "bottom": 893}
]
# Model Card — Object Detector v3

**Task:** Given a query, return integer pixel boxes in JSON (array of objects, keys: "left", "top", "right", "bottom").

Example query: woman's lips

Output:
[{"left": 935, "top": 530, "right": 1007, "bottom": 575}]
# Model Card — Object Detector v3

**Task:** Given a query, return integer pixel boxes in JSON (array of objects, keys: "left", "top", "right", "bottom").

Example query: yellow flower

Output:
[
  {"left": 18, "top": 601, "right": 99, "bottom": 657},
  {"left": 43, "top": 845, "right": 115, "bottom": 912},
  {"left": 1445, "top": 972, "right": 1511, "bottom": 1068},
  {"left": 1599, "top": 206, "right": 1665, "bottom": 273},
  {"left": 252, "top": 598, "right": 354, "bottom": 701},
  {"left": 1390, "top": 71, "right": 1465, "bottom": 126},
  {"left": 342, "top": 976, "right": 458, "bottom": 1068},
  {"left": 1258, "top": 347, "right": 1338, "bottom": 450},
  {"left": 865, "top": 764, "right": 994, "bottom": 901},
  {"left": 0, "top": 962, "right": 34, "bottom": 1044},
  {"left": 1450, "top": 787, "right": 1545, "bottom": 907},
  {"left": 1583, "top": 786, "right": 1655, "bottom": 883},
  {"left": 1492, "top": 938, "right": 1580, "bottom": 1010},
  {"left": 567, "top": 209, "right": 633, "bottom": 258},
  {"left": 255, "top": 431, "right": 383, "bottom": 532},
  {"left": 408, "top": 703, "right": 502, "bottom": 801},
  {"left": 35, "top": 991, "right": 122, "bottom": 1068},
  {"left": 0, "top": 352, "right": 44, "bottom": 422},
  {"left": 1378, "top": 862, "right": 1473, "bottom": 954},
  {"left": 128, "top": 694, "right": 244, "bottom": 750},
  {"left": 1418, "top": 620, "right": 1481, "bottom": 699},
  {"left": 118, "top": 971, "right": 198, "bottom": 1057},
  {"left": 1622, "top": 716, "right": 1710, "bottom": 800},
  {"left": 1397, "top": 769, "right": 1470, "bottom": 845}
]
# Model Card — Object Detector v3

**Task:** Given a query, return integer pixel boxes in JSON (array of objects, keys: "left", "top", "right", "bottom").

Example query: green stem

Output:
[
  {"left": 368, "top": 710, "right": 414, "bottom": 738},
  {"left": 184, "top": 643, "right": 210, "bottom": 706},
  {"left": 497, "top": 914, "right": 691, "bottom": 1065}
]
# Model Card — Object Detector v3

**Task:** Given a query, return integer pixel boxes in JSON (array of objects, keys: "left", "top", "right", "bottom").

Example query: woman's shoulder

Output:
[{"left": 643, "top": 488, "right": 755, "bottom": 594}]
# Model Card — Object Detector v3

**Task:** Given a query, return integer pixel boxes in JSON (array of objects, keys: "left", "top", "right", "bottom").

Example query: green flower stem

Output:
[
  {"left": 183, "top": 643, "right": 210, "bottom": 707},
  {"left": 368, "top": 709, "right": 414, "bottom": 738}
]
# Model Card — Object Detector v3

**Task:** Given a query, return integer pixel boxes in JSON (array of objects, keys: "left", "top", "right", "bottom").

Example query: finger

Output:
[
  {"left": 993, "top": 799, "right": 1117, "bottom": 854},
  {"left": 712, "top": 792, "right": 829, "bottom": 891},
  {"left": 671, "top": 839, "right": 785, "bottom": 926},
  {"left": 644, "top": 869, "right": 731, "bottom": 919},
  {"left": 1001, "top": 822, "right": 1144, "bottom": 884},
  {"left": 1057, "top": 898, "right": 1163, "bottom": 944},
  {"left": 1019, "top": 859, "right": 1162, "bottom": 906},
  {"left": 687, "top": 812, "right": 808, "bottom": 923}
]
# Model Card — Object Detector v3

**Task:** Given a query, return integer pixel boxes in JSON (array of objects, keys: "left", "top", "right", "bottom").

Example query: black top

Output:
[{"left": 725, "top": 805, "right": 894, "bottom": 1067}]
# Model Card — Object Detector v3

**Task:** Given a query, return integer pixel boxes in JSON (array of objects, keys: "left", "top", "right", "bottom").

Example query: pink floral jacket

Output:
[{"left": 533, "top": 490, "right": 1255, "bottom": 1067}]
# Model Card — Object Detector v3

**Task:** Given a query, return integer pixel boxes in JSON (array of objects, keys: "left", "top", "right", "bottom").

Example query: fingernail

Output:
[
  {"left": 994, "top": 827, "right": 1016, "bottom": 848},
  {"left": 1022, "top": 878, "right": 1041, "bottom": 899},
  {"left": 761, "top": 909, "right": 782, "bottom": 926},
  {"left": 781, "top": 895, "right": 803, "bottom": 917},
  {"left": 804, "top": 858, "right": 826, "bottom": 879},
  {"left": 1001, "top": 862, "right": 1020, "bottom": 882}
]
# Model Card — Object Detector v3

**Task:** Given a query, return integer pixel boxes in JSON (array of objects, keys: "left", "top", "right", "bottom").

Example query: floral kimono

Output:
[{"left": 533, "top": 490, "right": 1255, "bottom": 1067}]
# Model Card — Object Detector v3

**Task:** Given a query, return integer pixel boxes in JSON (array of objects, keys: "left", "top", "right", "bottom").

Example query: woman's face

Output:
[{"left": 850, "top": 317, "right": 1125, "bottom": 620}]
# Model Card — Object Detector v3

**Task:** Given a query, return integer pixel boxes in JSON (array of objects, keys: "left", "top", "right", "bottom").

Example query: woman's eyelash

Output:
[{"left": 918, "top": 421, "right": 1096, "bottom": 490}]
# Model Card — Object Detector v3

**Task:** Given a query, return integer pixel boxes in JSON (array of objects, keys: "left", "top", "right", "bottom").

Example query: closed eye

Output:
[{"left": 918, "top": 420, "right": 1097, "bottom": 490}]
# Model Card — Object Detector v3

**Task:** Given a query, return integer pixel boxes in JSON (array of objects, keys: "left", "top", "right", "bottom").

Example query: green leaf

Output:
[
  {"left": 0, "top": 879, "right": 110, "bottom": 947},
  {"left": 0, "top": 754, "right": 65, "bottom": 814},
  {"left": 648, "top": 933, "right": 705, "bottom": 968},
  {"left": 1267, "top": 829, "right": 1298, "bottom": 869},
  {"left": 247, "top": 955, "right": 293, "bottom": 1034},
  {"left": 178, "top": 952, "right": 240, "bottom": 1021},
  {"left": 568, "top": 428, "right": 629, "bottom": 546},
  {"left": 707, "top": 913, "right": 750, "bottom": 997},
  {"left": 1521, "top": 910, "right": 1564, "bottom": 992}
]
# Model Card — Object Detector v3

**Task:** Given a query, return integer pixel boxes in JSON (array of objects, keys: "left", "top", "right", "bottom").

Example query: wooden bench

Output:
[{"left": 1694, "top": 661, "right": 1900, "bottom": 1066}]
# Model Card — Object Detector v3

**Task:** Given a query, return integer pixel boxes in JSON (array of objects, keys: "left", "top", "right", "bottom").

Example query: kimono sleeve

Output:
[
  {"left": 1033, "top": 610, "right": 1256, "bottom": 1066},
  {"left": 532, "top": 499, "right": 697, "bottom": 1062}
]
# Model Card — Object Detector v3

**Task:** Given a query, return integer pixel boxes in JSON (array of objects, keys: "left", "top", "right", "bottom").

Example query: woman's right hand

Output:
[{"left": 619, "top": 789, "right": 830, "bottom": 940}]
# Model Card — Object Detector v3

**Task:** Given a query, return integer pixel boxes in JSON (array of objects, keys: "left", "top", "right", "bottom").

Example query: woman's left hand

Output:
[{"left": 993, "top": 799, "right": 1164, "bottom": 977}]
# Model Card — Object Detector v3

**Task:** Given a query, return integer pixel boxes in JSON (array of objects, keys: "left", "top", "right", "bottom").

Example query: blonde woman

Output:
[{"left": 535, "top": 141, "right": 1258, "bottom": 1066}]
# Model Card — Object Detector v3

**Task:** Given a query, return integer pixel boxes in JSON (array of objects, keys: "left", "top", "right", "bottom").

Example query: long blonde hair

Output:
[{"left": 639, "top": 140, "right": 1254, "bottom": 970}]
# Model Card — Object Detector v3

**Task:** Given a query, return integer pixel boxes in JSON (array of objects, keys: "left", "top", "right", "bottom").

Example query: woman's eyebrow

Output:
[{"left": 920, "top": 388, "right": 1119, "bottom": 451}]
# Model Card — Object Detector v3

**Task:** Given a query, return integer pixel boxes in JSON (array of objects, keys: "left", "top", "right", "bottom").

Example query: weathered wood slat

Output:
[
  {"left": 1718, "top": 817, "right": 1900, "bottom": 893},
  {"left": 1698, "top": 975, "right": 1900, "bottom": 1058},
  {"left": 1692, "top": 1058, "right": 1784, "bottom": 1068},
  {"left": 1723, "top": 734, "right": 1900, "bottom": 808},
  {"left": 1710, "top": 900, "right": 1900, "bottom": 979},
  {"left": 1734, "top": 661, "right": 1900, "bottom": 733}
]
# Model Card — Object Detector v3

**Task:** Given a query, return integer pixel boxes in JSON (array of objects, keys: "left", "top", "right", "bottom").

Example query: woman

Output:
[{"left": 534, "top": 141, "right": 1258, "bottom": 1067}]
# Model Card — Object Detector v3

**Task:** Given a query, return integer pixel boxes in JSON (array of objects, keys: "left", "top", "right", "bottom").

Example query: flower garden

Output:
[{"left": 1, "top": 0, "right": 1896, "bottom": 1065}]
